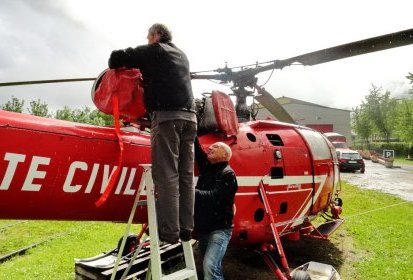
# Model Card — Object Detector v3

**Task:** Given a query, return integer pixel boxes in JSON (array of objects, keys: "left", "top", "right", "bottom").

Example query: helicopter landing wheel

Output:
[{"left": 117, "top": 234, "right": 139, "bottom": 256}]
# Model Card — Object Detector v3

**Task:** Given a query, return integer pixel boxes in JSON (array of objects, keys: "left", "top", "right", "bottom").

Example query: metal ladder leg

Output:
[
  {"left": 258, "top": 180, "right": 291, "bottom": 280},
  {"left": 141, "top": 164, "right": 197, "bottom": 280}
]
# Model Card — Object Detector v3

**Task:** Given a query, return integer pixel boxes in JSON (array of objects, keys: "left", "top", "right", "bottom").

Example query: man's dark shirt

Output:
[
  {"left": 194, "top": 139, "right": 238, "bottom": 235},
  {"left": 108, "top": 42, "right": 194, "bottom": 113}
]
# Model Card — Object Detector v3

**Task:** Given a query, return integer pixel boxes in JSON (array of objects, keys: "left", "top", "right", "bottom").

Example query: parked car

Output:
[
  {"left": 323, "top": 132, "right": 365, "bottom": 173},
  {"left": 336, "top": 149, "right": 365, "bottom": 173},
  {"left": 331, "top": 141, "right": 348, "bottom": 149}
]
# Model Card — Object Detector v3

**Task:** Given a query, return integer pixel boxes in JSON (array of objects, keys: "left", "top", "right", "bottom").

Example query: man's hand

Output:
[{"left": 108, "top": 50, "right": 126, "bottom": 69}]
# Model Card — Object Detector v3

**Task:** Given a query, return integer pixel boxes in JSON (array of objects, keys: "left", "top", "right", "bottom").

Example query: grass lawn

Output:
[
  {"left": 394, "top": 156, "right": 413, "bottom": 166},
  {"left": 0, "top": 221, "right": 135, "bottom": 279},
  {"left": 338, "top": 182, "right": 413, "bottom": 279},
  {"left": 0, "top": 182, "right": 412, "bottom": 279}
]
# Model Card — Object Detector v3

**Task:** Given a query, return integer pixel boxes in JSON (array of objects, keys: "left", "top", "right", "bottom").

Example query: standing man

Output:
[
  {"left": 108, "top": 23, "right": 197, "bottom": 244},
  {"left": 194, "top": 138, "right": 238, "bottom": 280}
]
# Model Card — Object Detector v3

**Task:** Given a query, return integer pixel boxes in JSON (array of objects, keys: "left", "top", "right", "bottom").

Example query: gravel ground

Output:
[{"left": 340, "top": 159, "right": 413, "bottom": 202}]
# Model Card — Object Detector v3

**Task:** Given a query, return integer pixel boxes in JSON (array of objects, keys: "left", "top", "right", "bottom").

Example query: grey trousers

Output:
[{"left": 151, "top": 117, "right": 197, "bottom": 243}]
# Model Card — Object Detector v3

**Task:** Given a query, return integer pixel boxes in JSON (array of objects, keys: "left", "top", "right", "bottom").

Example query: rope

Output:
[
  {"left": 342, "top": 201, "right": 410, "bottom": 220},
  {"left": 0, "top": 221, "right": 28, "bottom": 232},
  {"left": 0, "top": 221, "right": 95, "bottom": 263},
  {"left": 95, "top": 94, "right": 124, "bottom": 207}
]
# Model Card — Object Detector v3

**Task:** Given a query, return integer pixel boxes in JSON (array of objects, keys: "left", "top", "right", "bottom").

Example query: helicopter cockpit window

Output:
[
  {"left": 266, "top": 134, "right": 284, "bottom": 146},
  {"left": 246, "top": 133, "right": 256, "bottom": 142},
  {"left": 298, "top": 129, "right": 331, "bottom": 160}
]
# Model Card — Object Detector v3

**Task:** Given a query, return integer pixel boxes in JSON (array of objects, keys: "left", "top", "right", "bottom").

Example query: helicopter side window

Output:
[
  {"left": 271, "top": 167, "right": 283, "bottom": 179},
  {"left": 279, "top": 202, "right": 288, "bottom": 214},
  {"left": 254, "top": 208, "right": 265, "bottom": 222},
  {"left": 266, "top": 134, "right": 284, "bottom": 146},
  {"left": 246, "top": 133, "right": 256, "bottom": 142}
]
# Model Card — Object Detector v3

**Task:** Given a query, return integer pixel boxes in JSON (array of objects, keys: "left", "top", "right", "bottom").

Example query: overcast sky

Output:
[{"left": 0, "top": 0, "right": 412, "bottom": 113}]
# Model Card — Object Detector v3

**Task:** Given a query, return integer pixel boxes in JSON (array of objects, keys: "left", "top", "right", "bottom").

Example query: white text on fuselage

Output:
[
  {"left": 0, "top": 152, "right": 138, "bottom": 195},
  {"left": 287, "top": 184, "right": 302, "bottom": 190}
]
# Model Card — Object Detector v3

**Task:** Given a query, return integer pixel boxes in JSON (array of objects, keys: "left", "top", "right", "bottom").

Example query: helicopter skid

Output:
[{"left": 306, "top": 219, "right": 345, "bottom": 240}]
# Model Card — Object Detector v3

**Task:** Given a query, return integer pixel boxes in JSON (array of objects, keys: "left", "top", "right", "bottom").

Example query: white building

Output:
[{"left": 255, "top": 96, "right": 352, "bottom": 145}]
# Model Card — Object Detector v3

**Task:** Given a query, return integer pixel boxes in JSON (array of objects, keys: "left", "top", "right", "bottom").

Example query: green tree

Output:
[
  {"left": 352, "top": 105, "right": 373, "bottom": 147},
  {"left": 394, "top": 98, "right": 413, "bottom": 142},
  {"left": 55, "top": 106, "right": 113, "bottom": 126},
  {"left": 1, "top": 96, "right": 25, "bottom": 113},
  {"left": 88, "top": 109, "right": 114, "bottom": 126},
  {"left": 392, "top": 73, "right": 413, "bottom": 149},
  {"left": 393, "top": 74, "right": 413, "bottom": 156},
  {"left": 407, "top": 72, "right": 413, "bottom": 95},
  {"left": 2, "top": 96, "right": 114, "bottom": 126},
  {"left": 55, "top": 106, "right": 74, "bottom": 121},
  {"left": 28, "top": 99, "right": 49, "bottom": 117},
  {"left": 363, "top": 85, "right": 397, "bottom": 142}
]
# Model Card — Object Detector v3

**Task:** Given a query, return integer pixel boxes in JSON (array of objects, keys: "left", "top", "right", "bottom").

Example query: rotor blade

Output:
[
  {"left": 279, "top": 28, "right": 413, "bottom": 67},
  {"left": 0, "top": 78, "right": 96, "bottom": 87},
  {"left": 254, "top": 86, "right": 295, "bottom": 124},
  {"left": 242, "top": 28, "right": 413, "bottom": 78},
  {"left": 190, "top": 73, "right": 229, "bottom": 81},
  {"left": 3, "top": 29, "right": 412, "bottom": 87}
]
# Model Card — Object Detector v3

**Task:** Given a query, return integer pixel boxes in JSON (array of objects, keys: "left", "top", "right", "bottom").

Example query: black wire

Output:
[
  {"left": 259, "top": 68, "right": 275, "bottom": 87},
  {"left": 257, "top": 63, "right": 303, "bottom": 87}
]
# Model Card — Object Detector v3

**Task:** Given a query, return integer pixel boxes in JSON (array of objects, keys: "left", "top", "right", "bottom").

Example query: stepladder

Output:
[{"left": 140, "top": 164, "right": 198, "bottom": 280}]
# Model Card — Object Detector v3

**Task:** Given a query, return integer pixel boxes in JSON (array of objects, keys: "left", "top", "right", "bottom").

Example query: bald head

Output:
[{"left": 207, "top": 142, "right": 232, "bottom": 164}]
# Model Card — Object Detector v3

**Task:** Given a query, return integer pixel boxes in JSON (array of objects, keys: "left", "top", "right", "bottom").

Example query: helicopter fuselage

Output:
[{"left": 0, "top": 109, "right": 339, "bottom": 246}]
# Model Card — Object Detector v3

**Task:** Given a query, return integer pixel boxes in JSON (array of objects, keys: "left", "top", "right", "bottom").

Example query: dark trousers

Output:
[{"left": 151, "top": 117, "right": 197, "bottom": 243}]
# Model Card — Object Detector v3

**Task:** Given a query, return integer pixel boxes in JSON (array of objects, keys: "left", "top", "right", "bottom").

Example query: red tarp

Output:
[{"left": 92, "top": 68, "right": 146, "bottom": 119}]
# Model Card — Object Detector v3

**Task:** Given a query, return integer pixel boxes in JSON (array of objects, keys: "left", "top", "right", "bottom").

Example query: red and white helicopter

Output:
[{"left": 0, "top": 28, "right": 412, "bottom": 279}]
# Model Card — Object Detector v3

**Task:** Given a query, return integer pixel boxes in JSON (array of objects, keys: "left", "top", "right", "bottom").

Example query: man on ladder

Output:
[
  {"left": 108, "top": 23, "right": 197, "bottom": 245},
  {"left": 108, "top": 23, "right": 197, "bottom": 280}
]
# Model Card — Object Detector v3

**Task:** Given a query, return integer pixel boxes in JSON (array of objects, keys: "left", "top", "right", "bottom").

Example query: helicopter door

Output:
[
  {"left": 297, "top": 129, "right": 335, "bottom": 214},
  {"left": 261, "top": 130, "right": 314, "bottom": 233}
]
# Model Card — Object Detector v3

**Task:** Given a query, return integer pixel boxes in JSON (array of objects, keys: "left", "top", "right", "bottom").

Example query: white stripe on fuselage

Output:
[{"left": 235, "top": 175, "right": 315, "bottom": 187}]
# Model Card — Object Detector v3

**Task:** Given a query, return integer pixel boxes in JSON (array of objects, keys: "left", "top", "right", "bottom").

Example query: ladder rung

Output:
[{"left": 161, "top": 268, "right": 197, "bottom": 280}]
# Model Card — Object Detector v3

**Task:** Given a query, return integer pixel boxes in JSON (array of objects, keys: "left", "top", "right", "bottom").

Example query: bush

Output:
[{"left": 353, "top": 141, "right": 412, "bottom": 157}]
